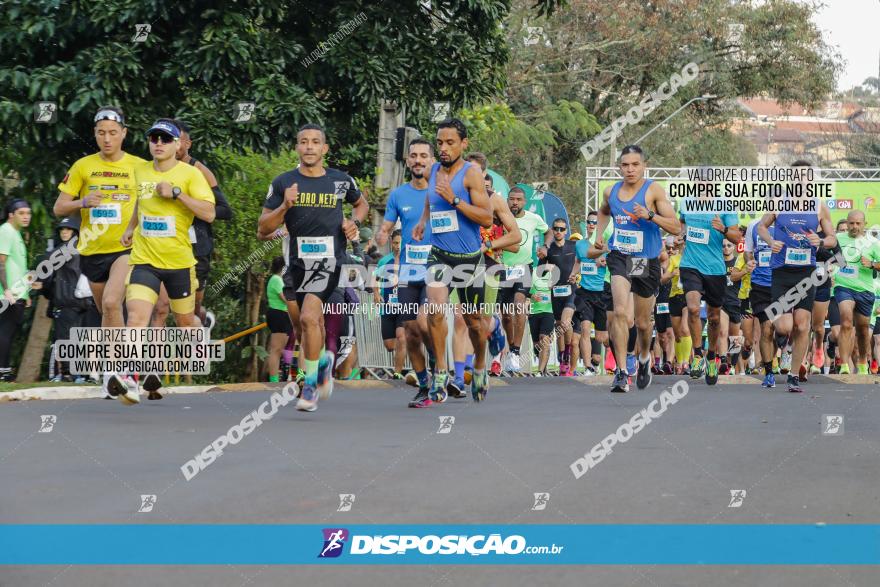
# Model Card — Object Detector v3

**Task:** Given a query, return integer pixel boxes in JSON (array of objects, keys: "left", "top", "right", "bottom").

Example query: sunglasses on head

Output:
[
  {"left": 148, "top": 133, "right": 176, "bottom": 145},
  {"left": 553, "top": 226, "right": 567, "bottom": 232}
]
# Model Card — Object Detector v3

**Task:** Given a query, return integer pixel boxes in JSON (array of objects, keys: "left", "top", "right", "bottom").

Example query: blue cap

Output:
[{"left": 144, "top": 120, "right": 181, "bottom": 139}]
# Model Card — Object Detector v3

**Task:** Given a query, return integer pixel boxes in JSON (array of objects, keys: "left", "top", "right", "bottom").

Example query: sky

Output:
[{"left": 810, "top": 0, "right": 880, "bottom": 90}]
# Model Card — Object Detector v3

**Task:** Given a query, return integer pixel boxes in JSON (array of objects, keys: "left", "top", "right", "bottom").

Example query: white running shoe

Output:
[
  {"left": 107, "top": 373, "right": 140, "bottom": 405},
  {"left": 780, "top": 349, "right": 792, "bottom": 374},
  {"left": 504, "top": 352, "right": 521, "bottom": 373}
]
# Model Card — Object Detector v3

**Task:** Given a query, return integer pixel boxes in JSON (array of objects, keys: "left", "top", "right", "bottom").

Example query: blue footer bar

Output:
[{"left": 2, "top": 525, "right": 878, "bottom": 565}]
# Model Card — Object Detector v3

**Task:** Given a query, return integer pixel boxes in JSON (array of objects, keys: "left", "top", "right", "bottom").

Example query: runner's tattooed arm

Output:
[{"left": 487, "top": 195, "right": 521, "bottom": 253}]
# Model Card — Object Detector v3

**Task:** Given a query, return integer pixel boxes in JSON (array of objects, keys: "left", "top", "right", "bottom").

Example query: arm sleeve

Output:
[
  {"left": 57, "top": 161, "right": 84, "bottom": 198},
  {"left": 211, "top": 186, "right": 233, "bottom": 220},
  {"left": 345, "top": 175, "right": 362, "bottom": 205}
]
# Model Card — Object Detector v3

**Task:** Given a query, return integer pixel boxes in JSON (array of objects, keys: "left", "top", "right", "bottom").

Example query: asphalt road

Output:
[{"left": 1, "top": 376, "right": 878, "bottom": 586}]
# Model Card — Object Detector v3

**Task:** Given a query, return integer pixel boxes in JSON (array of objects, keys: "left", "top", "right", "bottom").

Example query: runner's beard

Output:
[{"left": 440, "top": 155, "right": 460, "bottom": 168}]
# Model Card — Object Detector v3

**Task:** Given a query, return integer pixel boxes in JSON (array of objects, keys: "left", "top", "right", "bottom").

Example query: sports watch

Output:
[
  {"left": 452, "top": 196, "right": 461, "bottom": 207},
  {"left": 172, "top": 187, "right": 182, "bottom": 200}
]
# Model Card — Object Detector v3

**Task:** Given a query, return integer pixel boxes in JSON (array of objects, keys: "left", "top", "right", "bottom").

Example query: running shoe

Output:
[
  {"left": 779, "top": 349, "right": 792, "bottom": 374},
  {"left": 489, "top": 359, "right": 502, "bottom": 377},
  {"left": 295, "top": 369, "right": 305, "bottom": 385},
  {"left": 50, "top": 375, "right": 62, "bottom": 383},
  {"left": 464, "top": 367, "right": 473, "bottom": 385},
  {"left": 798, "top": 363, "right": 808, "bottom": 382},
  {"left": 296, "top": 384, "right": 318, "bottom": 411},
  {"left": 857, "top": 363, "right": 869, "bottom": 375},
  {"left": 446, "top": 379, "right": 467, "bottom": 399},
  {"left": 316, "top": 351, "right": 335, "bottom": 401},
  {"left": 787, "top": 374, "right": 803, "bottom": 393},
  {"left": 809, "top": 364, "right": 821, "bottom": 375},
  {"left": 487, "top": 315, "right": 506, "bottom": 357},
  {"left": 503, "top": 352, "right": 521, "bottom": 373},
  {"left": 73, "top": 375, "right": 87, "bottom": 384},
  {"left": 392, "top": 372, "right": 404, "bottom": 380},
  {"left": 107, "top": 373, "right": 140, "bottom": 405},
  {"left": 404, "top": 372, "right": 419, "bottom": 387},
  {"left": 472, "top": 369, "right": 489, "bottom": 402},
  {"left": 204, "top": 309, "right": 216, "bottom": 331},
  {"left": 610, "top": 369, "right": 629, "bottom": 393},
  {"left": 559, "top": 363, "right": 571, "bottom": 377},
  {"left": 871, "top": 360, "right": 879, "bottom": 375},
  {"left": 838, "top": 363, "right": 850, "bottom": 375},
  {"left": 143, "top": 373, "right": 163, "bottom": 401},
  {"left": 636, "top": 358, "right": 652, "bottom": 390},
  {"left": 408, "top": 387, "right": 432, "bottom": 408},
  {"left": 430, "top": 372, "right": 449, "bottom": 404},
  {"left": 626, "top": 354, "right": 637, "bottom": 376},
  {"left": 689, "top": 356, "right": 705, "bottom": 379},
  {"left": 662, "top": 362, "right": 674, "bottom": 375},
  {"left": 718, "top": 362, "right": 731, "bottom": 376},
  {"left": 705, "top": 357, "right": 719, "bottom": 386},
  {"left": 761, "top": 373, "right": 776, "bottom": 389}
]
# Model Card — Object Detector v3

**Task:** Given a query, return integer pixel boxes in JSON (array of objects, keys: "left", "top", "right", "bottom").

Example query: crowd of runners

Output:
[{"left": 2, "top": 108, "right": 879, "bottom": 411}]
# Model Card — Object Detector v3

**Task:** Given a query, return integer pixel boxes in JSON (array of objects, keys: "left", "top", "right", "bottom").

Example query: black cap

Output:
[{"left": 57, "top": 216, "right": 80, "bottom": 232}]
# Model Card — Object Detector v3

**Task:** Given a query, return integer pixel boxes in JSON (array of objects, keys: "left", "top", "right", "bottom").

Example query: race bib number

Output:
[
  {"left": 815, "top": 265, "right": 826, "bottom": 280},
  {"left": 506, "top": 265, "right": 526, "bottom": 280},
  {"left": 657, "top": 303, "right": 669, "bottom": 314},
  {"left": 140, "top": 215, "right": 176, "bottom": 237},
  {"left": 405, "top": 244, "right": 431, "bottom": 265},
  {"left": 614, "top": 228, "right": 643, "bottom": 253},
  {"left": 838, "top": 265, "right": 856, "bottom": 277},
  {"left": 389, "top": 287, "right": 399, "bottom": 305},
  {"left": 188, "top": 225, "right": 197, "bottom": 244},
  {"left": 89, "top": 203, "right": 121, "bottom": 225},
  {"left": 757, "top": 250, "right": 771, "bottom": 267},
  {"left": 537, "top": 293, "right": 551, "bottom": 304},
  {"left": 552, "top": 285, "right": 571, "bottom": 297},
  {"left": 686, "top": 226, "right": 710, "bottom": 245},
  {"left": 580, "top": 261, "right": 598, "bottom": 276},
  {"left": 785, "top": 247, "right": 810, "bottom": 266},
  {"left": 297, "top": 236, "right": 334, "bottom": 258},
  {"left": 430, "top": 210, "right": 459, "bottom": 234}
]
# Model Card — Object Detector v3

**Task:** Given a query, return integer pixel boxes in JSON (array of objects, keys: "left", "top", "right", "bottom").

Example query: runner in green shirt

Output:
[
  {"left": 528, "top": 269, "right": 554, "bottom": 376},
  {"left": 0, "top": 199, "right": 32, "bottom": 381},
  {"left": 265, "top": 256, "right": 292, "bottom": 382},
  {"left": 831, "top": 211, "right": 880, "bottom": 374},
  {"left": 498, "top": 186, "right": 549, "bottom": 372}
]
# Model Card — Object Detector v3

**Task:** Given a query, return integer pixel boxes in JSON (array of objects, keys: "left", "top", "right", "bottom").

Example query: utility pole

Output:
[{"left": 376, "top": 100, "right": 406, "bottom": 194}]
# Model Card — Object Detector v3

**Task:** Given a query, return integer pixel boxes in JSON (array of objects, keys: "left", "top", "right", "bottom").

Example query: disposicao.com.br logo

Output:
[{"left": 318, "top": 529, "right": 564, "bottom": 558}]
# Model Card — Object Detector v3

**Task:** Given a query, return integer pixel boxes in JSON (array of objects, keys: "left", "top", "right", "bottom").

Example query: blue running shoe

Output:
[
  {"left": 296, "top": 384, "right": 318, "bottom": 412},
  {"left": 626, "top": 354, "right": 637, "bottom": 376},
  {"left": 761, "top": 373, "right": 776, "bottom": 389},
  {"left": 316, "top": 351, "right": 335, "bottom": 401},
  {"left": 488, "top": 315, "right": 506, "bottom": 357}
]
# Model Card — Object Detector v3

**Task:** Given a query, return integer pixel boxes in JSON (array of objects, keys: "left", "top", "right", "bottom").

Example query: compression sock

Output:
[
  {"left": 305, "top": 356, "right": 319, "bottom": 386},
  {"left": 454, "top": 361, "right": 465, "bottom": 385},
  {"left": 763, "top": 361, "right": 773, "bottom": 376},
  {"left": 416, "top": 369, "right": 429, "bottom": 388},
  {"left": 465, "top": 353, "right": 475, "bottom": 368},
  {"left": 627, "top": 325, "right": 637, "bottom": 354}
]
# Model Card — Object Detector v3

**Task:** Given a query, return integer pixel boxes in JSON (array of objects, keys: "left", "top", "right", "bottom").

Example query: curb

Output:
[
  {"left": 0, "top": 379, "right": 392, "bottom": 403},
  {"left": 574, "top": 374, "right": 878, "bottom": 386}
]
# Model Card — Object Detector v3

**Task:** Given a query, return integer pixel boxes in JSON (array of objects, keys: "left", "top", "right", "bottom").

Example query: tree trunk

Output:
[
  {"left": 244, "top": 270, "right": 265, "bottom": 381},
  {"left": 18, "top": 297, "right": 52, "bottom": 383}
]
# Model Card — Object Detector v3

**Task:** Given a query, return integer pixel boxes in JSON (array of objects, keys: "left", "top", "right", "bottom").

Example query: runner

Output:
[
  {"left": 654, "top": 240, "right": 675, "bottom": 374},
  {"left": 667, "top": 237, "right": 691, "bottom": 374},
  {"left": 756, "top": 161, "right": 836, "bottom": 392},
  {"left": 807, "top": 224, "right": 840, "bottom": 377},
  {"left": 54, "top": 107, "right": 147, "bottom": 395},
  {"left": 830, "top": 210, "right": 880, "bottom": 375},
  {"left": 826, "top": 219, "right": 849, "bottom": 373},
  {"left": 574, "top": 211, "right": 611, "bottom": 376},
  {"left": 373, "top": 230, "right": 406, "bottom": 378},
  {"left": 265, "top": 256, "right": 292, "bottom": 382},
  {"left": 538, "top": 217, "right": 579, "bottom": 375},
  {"left": 499, "top": 186, "right": 548, "bottom": 373},
  {"left": 679, "top": 170, "right": 740, "bottom": 384},
  {"left": 720, "top": 240, "right": 750, "bottom": 375},
  {"left": 745, "top": 218, "right": 778, "bottom": 387},
  {"left": 0, "top": 200, "right": 32, "bottom": 382},
  {"left": 528, "top": 269, "right": 555, "bottom": 376},
  {"left": 258, "top": 123, "right": 369, "bottom": 411},
  {"left": 412, "top": 118, "right": 502, "bottom": 404},
  {"left": 112, "top": 118, "right": 216, "bottom": 404},
  {"left": 376, "top": 138, "right": 436, "bottom": 401},
  {"left": 593, "top": 145, "right": 680, "bottom": 392}
]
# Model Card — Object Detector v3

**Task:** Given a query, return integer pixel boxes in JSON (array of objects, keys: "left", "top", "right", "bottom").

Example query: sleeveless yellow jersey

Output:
[
  {"left": 58, "top": 152, "right": 147, "bottom": 256},
  {"left": 736, "top": 253, "right": 751, "bottom": 299},
  {"left": 129, "top": 160, "right": 214, "bottom": 270},
  {"left": 669, "top": 253, "right": 683, "bottom": 297}
]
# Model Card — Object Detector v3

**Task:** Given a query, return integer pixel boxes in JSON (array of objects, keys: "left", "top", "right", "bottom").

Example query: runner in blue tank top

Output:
[
  {"left": 592, "top": 145, "right": 681, "bottom": 393},
  {"left": 756, "top": 160, "right": 837, "bottom": 393},
  {"left": 745, "top": 218, "right": 777, "bottom": 388},
  {"left": 375, "top": 138, "right": 436, "bottom": 402},
  {"left": 411, "top": 118, "right": 502, "bottom": 406}
]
